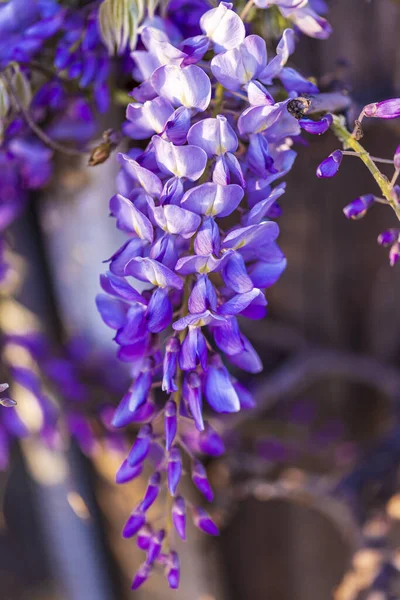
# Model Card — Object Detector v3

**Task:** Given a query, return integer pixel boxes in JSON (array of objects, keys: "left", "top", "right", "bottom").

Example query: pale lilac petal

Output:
[
  {"left": 238, "top": 102, "right": 286, "bottom": 136},
  {"left": 117, "top": 153, "right": 162, "bottom": 197},
  {"left": 187, "top": 115, "right": 238, "bottom": 157},
  {"left": 173, "top": 310, "right": 226, "bottom": 330},
  {"left": 175, "top": 253, "right": 229, "bottom": 275},
  {"left": 211, "top": 35, "right": 267, "bottom": 90},
  {"left": 259, "top": 28, "right": 295, "bottom": 83},
  {"left": 213, "top": 318, "right": 244, "bottom": 355},
  {"left": 280, "top": 67, "right": 319, "bottom": 94},
  {"left": 125, "top": 257, "right": 183, "bottom": 289},
  {"left": 180, "top": 35, "right": 210, "bottom": 66},
  {"left": 245, "top": 183, "right": 286, "bottom": 225},
  {"left": 152, "top": 136, "right": 207, "bottom": 180},
  {"left": 125, "top": 97, "right": 175, "bottom": 139},
  {"left": 164, "top": 107, "right": 192, "bottom": 145},
  {"left": 181, "top": 183, "right": 243, "bottom": 217},
  {"left": 204, "top": 363, "right": 240, "bottom": 413},
  {"left": 247, "top": 81, "right": 275, "bottom": 106},
  {"left": 200, "top": 2, "right": 245, "bottom": 52},
  {"left": 282, "top": 6, "right": 332, "bottom": 39},
  {"left": 96, "top": 294, "right": 127, "bottom": 329},
  {"left": 222, "top": 222, "right": 279, "bottom": 251},
  {"left": 227, "top": 335, "right": 263, "bottom": 373},
  {"left": 109, "top": 194, "right": 154, "bottom": 242},
  {"left": 151, "top": 64, "right": 211, "bottom": 111},
  {"left": 100, "top": 272, "right": 146, "bottom": 304},
  {"left": 152, "top": 205, "right": 201, "bottom": 238},
  {"left": 188, "top": 275, "right": 218, "bottom": 313},
  {"left": 141, "top": 27, "right": 186, "bottom": 66},
  {"left": 194, "top": 218, "right": 221, "bottom": 256}
]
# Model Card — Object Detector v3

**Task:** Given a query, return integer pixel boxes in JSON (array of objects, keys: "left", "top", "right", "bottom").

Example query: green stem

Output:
[
  {"left": 240, "top": 0, "right": 255, "bottom": 21},
  {"left": 212, "top": 83, "right": 225, "bottom": 118},
  {"left": 331, "top": 115, "right": 400, "bottom": 221}
]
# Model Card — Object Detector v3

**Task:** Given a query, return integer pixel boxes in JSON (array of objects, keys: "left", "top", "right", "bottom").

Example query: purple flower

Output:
[
  {"left": 172, "top": 496, "right": 186, "bottom": 540},
  {"left": 211, "top": 35, "right": 267, "bottom": 90},
  {"left": 299, "top": 114, "right": 332, "bottom": 135},
  {"left": 192, "top": 507, "right": 219, "bottom": 535},
  {"left": 168, "top": 446, "right": 182, "bottom": 495},
  {"left": 131, "top": 563, "right": 152, "bottom": 590},
  {"left": 192, "top": 460, "right": 214, "bottom": 501},
  {"left": 316, "top": 150, "right": 343, "bottom": 178},
  {"left": 204, "top": 356, "right": 240, "bottom": 413},
  {"left": 166, "top": 551, "right": 180, "bottom": 589},
  {"left": 200, "top": 2, "right": 245, "bottom": 52},
  {"left": 140, "top": 472, "right": 162, "bottom": 512},
  {"left": 128, "top": 424, "right": 153, "bottom": 466},
  {"left": 343, "top": 194, "right": 375, "bottom": 220},
  {"left": 123, "top": 510, "right": 146, "bottom": 539},
  {"left": 363, "top": 98, "right": 400, "bottom": 120},
  {"left": 151, "top": 64, "right": 212, "bottom": 110}
]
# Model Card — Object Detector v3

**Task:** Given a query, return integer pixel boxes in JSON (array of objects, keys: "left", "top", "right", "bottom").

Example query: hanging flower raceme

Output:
[{"left": 96, "top": 2, "right": 333, "bottom": 590}]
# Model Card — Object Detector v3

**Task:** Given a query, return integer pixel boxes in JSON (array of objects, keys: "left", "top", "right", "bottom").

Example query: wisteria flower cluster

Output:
[
  {"left": 96, "top": 1, "right": 336, "bottom": 588},
  {"left": 3, "top": 0, "right": 400, "bottom": 595}
]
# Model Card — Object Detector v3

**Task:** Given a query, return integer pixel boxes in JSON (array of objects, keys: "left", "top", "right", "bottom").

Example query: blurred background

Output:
[{"left": 2, "top": 0, "right": 400, "bottom": 598}]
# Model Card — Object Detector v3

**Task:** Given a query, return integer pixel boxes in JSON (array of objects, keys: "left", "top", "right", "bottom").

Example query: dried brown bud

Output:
[
  {"left": 88, "top": 129, "right": 122, "bottom": 167},
  {"left": 353, "top": 119, "right": 364, "bottom": 140},
  {"left": 88, "top": 142, "right": 112, "bottom": 166}
]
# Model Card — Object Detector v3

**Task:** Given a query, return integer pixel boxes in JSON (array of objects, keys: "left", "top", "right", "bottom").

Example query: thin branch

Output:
[
  {"left": 223, "top": 340, "right": 400, "bottom": 431},
  {"left": 2, "top": 72, "right": 89, "bottom": 158}
]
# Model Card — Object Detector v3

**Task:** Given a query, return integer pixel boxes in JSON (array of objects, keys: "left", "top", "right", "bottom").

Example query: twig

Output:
[
  {"left": 224, "top": 342, "right": 400, "bottom": 431},
  {"left": 2, "top": 72, "right": 89, "bottom": 158},
  {"left": 240, "top": 0, "right": 255, "bottom": 21}
]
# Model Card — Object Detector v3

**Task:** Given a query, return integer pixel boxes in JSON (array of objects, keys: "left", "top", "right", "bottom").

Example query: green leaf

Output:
[
  {"left": 98, "top": 0, "right": 147, "bottom": 55},
  {"left": 11, "top": 66, "right": 32, "bottom": 110},
  {"left": 0, "top": 78, "right": 10, "bottom": 119}
]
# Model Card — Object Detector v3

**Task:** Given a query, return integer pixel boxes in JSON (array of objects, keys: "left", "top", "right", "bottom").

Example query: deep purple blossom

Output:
[
  {"left": 343, "top": 194, "right": 375, "bottom": 220},
  {"left": 316, "top": 150, "right": 343, "bottom": 178},
  {"left": 363, "top": 98, "right": 400, "bottom": 120}
]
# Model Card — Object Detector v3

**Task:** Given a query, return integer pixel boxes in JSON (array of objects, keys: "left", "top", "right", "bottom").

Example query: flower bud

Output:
[
  {"left": 127, "top": 423, "right": 152, "bottom": 466},
  {"left": 122, "top": 509, "right": 145, "bottom": 539},
  {"left": 316, "top": 150, "right": 343, "bottom": 178},
  {"left": 131, "top": 563, "right": 151, "bottom": 590},
  {"left": 140, "top": 472, "right": 161, "bottom": 511},
  {"left": 363, "top": 98, "right": 400, "bottom": 119},
  {"left": 172, "top": 496, "right": 186, "bottom": 540},
  {"left": 183, "top": 371, "right": 204, "bottom": 431},
  {"left": 343, "top": 194, "right": 374, "bottom": 220},
  {"left": 192, "top": 507, "right": 219, "bottom": 536},
  {"left": 116, "top": 460, "right": 143, "bottom": 484},
  {"left": 168, "top": 446, "right": 182, "bottom": 496},
  {"left": 137, "top": 524, "right": 153, "bottom": 550},
  {"left": 162, "top": 338, "right": 180, "bottom": 394},
  {"left": 199, "top": 423, "right": 226, "bottom": 456},
  {"left": 166, "top": 551, "right": 180, "bottom": 589},
  {"left": 192, "top": 460, "right": 214, "bottom": 502},
  {"left": 377, "top": 230, "right": 400, "bottom": 246},
  {"left": 299, "top": 114, "right": 332, "bottom": 135},
  {"left": 164, "top": 399, "right": 177, "bottom": 451},
  {"left": 147, "top": 529, "right": 165, "bottom": 564}
]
